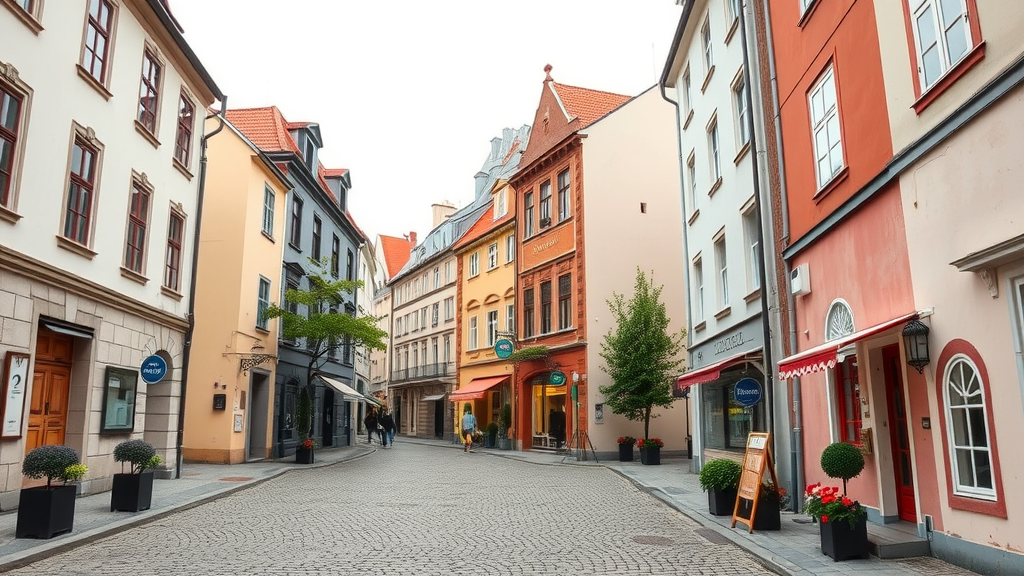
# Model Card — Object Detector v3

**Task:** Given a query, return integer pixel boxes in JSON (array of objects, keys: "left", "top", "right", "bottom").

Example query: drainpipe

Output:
[{"left": 176, "top": 96, "right": 228, "bottom": 479}]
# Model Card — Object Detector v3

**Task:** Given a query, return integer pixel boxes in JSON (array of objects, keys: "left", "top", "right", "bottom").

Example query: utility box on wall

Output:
[
  {"left": 213, "top": 394, "right": 227, "bottom": 411},
  {"left": 791, "top": 263, "right": 811, "bottom": 296}
]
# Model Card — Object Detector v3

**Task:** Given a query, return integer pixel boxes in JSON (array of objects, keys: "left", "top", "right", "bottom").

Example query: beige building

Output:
[{"left": 182, "top": 116, "right": 289, "bottom": 463}]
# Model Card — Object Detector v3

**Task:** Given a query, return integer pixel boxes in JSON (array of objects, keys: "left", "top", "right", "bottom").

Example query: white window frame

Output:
[
  {"left": 742, "top": 208, "right": 761, "bottom": 292},
  {"left": 909, "top": 0, "right": 973, "bottom": 91},
  {"left": 469, "top": 252, "right": 480, "bottom": 277},
  {"left": 687, "top": 152, "right": 697, "bottom": 213},
  {"left": 701, "top": 17, "right": 713, "bottom": 73},
  {"left": 943, "top": 354, "right": 996, "bottom": 500},
  {"left": 707, "top": 117, "right": 721, "bottom": 182},
  {"left": 733, "top": 73, "right": 750, "bottom": 146},
  {"left": 260, "top": 186, "right": 274, "bottom": 236},
  {"left": 809, "top": 65, "right": 844, "bottom": 189},
  {"left": 257, "top": 276, "right": 271, "bottom": 330},
  {"left": 486, "top": 311, "right": 498, "bottom": 346},
  {"left": 433, "top": 267, "right": 440, "bottom": 289},
  {"left": 445, "top": 297, "right": 454, "bottom": 321},
  {"left": 495, "top": 188, "right": 507, "bottom": 218},
  {"left": 506, "top": 235, "right": 515, "bottom": 263},
  {"left": 506, "top": 304, "right": 515, "bottom": 332},
  {"left": 487, "top": 242, "right": 498, "bottom": 270},
  {"left": 469, "top": 316, "right": 478, "bottom": 350},
  {"left": 714, "top": 236, "right": 729, "bottom": 308},
  {"left": 682, "top": 65, "right": 692, "bottom": 117},
  {"left": 694, "top": 257, "right": 705, "bottom": 322}
]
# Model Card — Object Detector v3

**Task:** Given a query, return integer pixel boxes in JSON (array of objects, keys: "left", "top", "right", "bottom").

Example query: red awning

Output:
[
  {"left": 450, "top": 375, "right": 509, "bottom": 402},
  {"left": 777, "top": 311, "right": 919, "bottom": 380},
  {"left": 674, "top": 350, "right": 761, "bottom": 393}
]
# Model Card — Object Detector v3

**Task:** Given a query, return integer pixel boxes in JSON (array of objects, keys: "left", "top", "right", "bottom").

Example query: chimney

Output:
[
  {"left": 431, "top": 203, "right": 457, "bottom": 227},
  {"left": 408, "top": 231, "right": 417, "bottom": 245}
]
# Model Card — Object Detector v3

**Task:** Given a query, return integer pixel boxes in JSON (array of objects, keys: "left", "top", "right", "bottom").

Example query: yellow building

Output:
[
  {"left": 182, "top": 116, "right": 290, "bottom": 463},
  {"left": 451, "top": 181, "right": 517, "bottom": 443}
]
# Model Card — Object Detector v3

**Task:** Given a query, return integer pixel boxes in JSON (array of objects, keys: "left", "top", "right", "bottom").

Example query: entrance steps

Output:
[{"left": 867, "top": 521, "right": 931, "bottom": 559}]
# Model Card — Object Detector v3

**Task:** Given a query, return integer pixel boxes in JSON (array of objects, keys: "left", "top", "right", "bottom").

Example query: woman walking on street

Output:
[
  {"left": 364, "top": 408, "right": 378, "bottom": 445},
  {"left": 461, "top": 405, "right": 477, "bottom": 453},
  {"left": 379, "top": 410, "right": 396, "bottom": 447}
]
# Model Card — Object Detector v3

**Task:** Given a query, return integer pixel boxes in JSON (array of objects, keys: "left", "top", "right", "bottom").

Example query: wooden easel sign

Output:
[{"left": 731, "top": 432, "right": 778, "bottom": 533}]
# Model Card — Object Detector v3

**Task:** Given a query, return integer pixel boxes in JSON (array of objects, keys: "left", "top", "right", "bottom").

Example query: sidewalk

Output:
[{"left": 0, "top": 437, "right": 981, "bottom": 576}]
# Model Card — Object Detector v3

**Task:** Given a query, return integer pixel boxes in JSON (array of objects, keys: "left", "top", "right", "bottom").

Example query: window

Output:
[
  {"left": 715, "top": 236, "right": 729, "bottom": 307},
  {"left": 346, "top": 249, "right": 354, "bottom": 280},
  {"left": 539, "top": 181, "right": 552, "bottom": 226},
  {"left": 443, "top": 335, "right": 451, "bottom": 363},
  {"left": 432, "top": 303, "right": 439, "bottom": 327},
  {"left": 487, "top": 311, "right": 498, "bottom": 346},
  {"left": 682, "top": 66, "right": 692, "bottom": 116},
  {"left": 261, "top": 185, "right": 275, "bottom": 236},
  {"left": 708, "top": 118, "right": 721, "bottom": 182},
  {"left": 540, "top": 281, "right": 552, "bottom": 334},
  {"left": 311, "top": 215, "right": 322, "bottom": 261},
  {"left": 63, "top": 137, "right": 98, "bottom": 245},
  {"left": 101, "top": 367, "right": 138, "bottom": 432},
  {"left": 910, "top": 0, "right": 973, "bottom": 90},
  {"left": 943, "top": 354, "right": 994, "bottom": 498},
  {"left": 523, "top": 288, "right": 535, "bottom": 338},
  {"left": 469, "top": 316, "right": 478, "bottom": 350},
  {"left": 445, "top": 261, "right": 453, "bottom": 284},
  {"left": 686, "top": 153, "right": 697, "bottom": 213},
  {"left": 174, "top": 92, "right": 195, "bottom": 167},
  {"left": 809, "top": 66, "right": 844, "bottom": 188},
  {"left": 488, "top": 243, "right": 498, "bottom": 269},
  {"left": 433, "top": 267, "right": 440, "bottom": 289},
  {"left": 558, "top": 274, "right": 572, "bottom": 330},
  {"left": 469, "top": 252, "right": 479, "bottom": 277},
  {"left": 432, "top": 337, "right": 439, "bottom": 364},
  {"left": 701, "top": 18, "right": 713, "bottom": 72},
  {"left": 506, "top": 235, "right": 515, "bottom": 263},
  {"left": 506, "top": 304, "right": 515, "bottom": 332},
  {"left": 422, "top": 273, "right": 428, "bottom": 294},
  {"left": 303, "top": 137, "right": 316, "bottom": 172},
  {"left": 82, "top": 0, "right": 114, "bottom": 85},
  {"left": 0, "top": 84, "right": 24, "bottom": 208},
  {"left": 733, "top": 75, "right": 749, "bottom": 145},
  {"left": 164, "top": 212, "right": 184, "bottom": 292},
  {"left": 524, "top": 192, "right": 534, "bottom": 237},
  {"left": 137, "top": 49, "right": 162, "bottom": 134},
  {"left": 257, "top": 276, "right": 271, "bottom": 330},
  {"left": 742, "top": 209, "right": 761, "bottom": 291},
  {"left": 290, "top": 196, "right": 302, "bottom": 247},
  {"left": 331, "top": 235, "right": 340, "bottom": 277},
  {"left": 495, "top": 188, "right": 507, "bottom": 218},
  {"left": 694, "top": 258, "right": 705, "bottom": 322},
  {"left": 557, "top": 169, "right": 571, "bottom": 221},
  {"left": 123, "top": 179, "right": 151, "bottom": 274},
  {"left": 835, "top": 357, "right": 861, "bottom": 445},
  {"left": 444, "top": 297, "right": 454, "bottom": 321},
  {"left": 728, "top": 0, "right": 742, "bottom": 23},
  {"left": 421, "top": 307, "right": 427, "bottom": 330}
]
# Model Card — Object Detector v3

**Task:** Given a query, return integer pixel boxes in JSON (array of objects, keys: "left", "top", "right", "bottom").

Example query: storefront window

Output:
[
  {"left": 101, "top": 367, "right": 138, "bottom": 432},
  {"left": 702, "top": 378, "right": 765, "bottom": 450},
  {"left": 530, "top": 375, "right": 566, "bottom": 444}
]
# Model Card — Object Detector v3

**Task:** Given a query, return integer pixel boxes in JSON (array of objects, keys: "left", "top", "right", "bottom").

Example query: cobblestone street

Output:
[{"left": 3, "top": 443, "right": 775, "bottom": 576}]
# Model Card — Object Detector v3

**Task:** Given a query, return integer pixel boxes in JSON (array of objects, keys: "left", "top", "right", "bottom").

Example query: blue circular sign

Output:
[
  {"left": 733, "top": 378, "right": 763, "bottom": 407},
  {"left": 495, "top": 339, "right": 513, "bottom": 359},
  {"left": 549, "top": 371, "right": 567, "bottom": 386},
  {"left": 140, "top": 355, "right": 167, "bottom": 384}
]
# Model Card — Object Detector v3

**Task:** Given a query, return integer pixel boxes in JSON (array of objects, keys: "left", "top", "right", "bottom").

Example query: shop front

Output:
[{"left": 514, "top": 345, "right": 584, "bottom": 451}]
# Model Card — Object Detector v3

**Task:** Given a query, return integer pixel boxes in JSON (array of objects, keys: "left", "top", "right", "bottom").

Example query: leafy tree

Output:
[
  {"left": 598, "top": 268, "right": 685, "bottom": 440},
  {"left": 264, "top": 259, "right": 388, "bottom": 439}
]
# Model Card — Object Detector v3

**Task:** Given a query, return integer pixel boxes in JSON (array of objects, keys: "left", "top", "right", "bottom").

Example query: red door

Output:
[{"left": 882, "top": 345, "right": 916, "bottom": 522}]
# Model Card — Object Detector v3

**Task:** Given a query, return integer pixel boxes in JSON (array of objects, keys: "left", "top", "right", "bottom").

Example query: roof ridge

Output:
[{"left": 551, "top": 81, "right": 631, "bottom": 99}]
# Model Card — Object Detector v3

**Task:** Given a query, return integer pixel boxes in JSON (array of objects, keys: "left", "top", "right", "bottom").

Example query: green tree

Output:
[
  {"left": 598, "top": 268, "right": 685, "bottom": 440},
  {"left": 264, "top": 259, "right": 388, "bottom": 439}
]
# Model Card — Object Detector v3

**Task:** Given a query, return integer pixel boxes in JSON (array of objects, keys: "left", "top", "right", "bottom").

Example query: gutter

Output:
[
  {"left": 144, "top": 0, "right": 222, "bottom": 100},
  {"left": 176, "top": 96, "right": 228, "bottom": 478}
]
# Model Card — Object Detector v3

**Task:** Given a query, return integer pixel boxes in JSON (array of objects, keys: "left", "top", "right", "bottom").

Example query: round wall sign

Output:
[
  {"left": 733, "top": 378, "right": 763, "bottom": 407},
  {"left": 494, "top": 339, "right": 513, "bottom": 359},
  {"left": 140, "top": 355, "right": 168, "bottom": 384},
  {"left": 549, "top": 371, "right": 567, "bottom": 385}
]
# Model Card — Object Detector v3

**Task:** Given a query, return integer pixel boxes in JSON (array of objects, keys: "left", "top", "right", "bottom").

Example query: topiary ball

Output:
[
  {"left": 113, "top": 439, "right": 157, "bottom": 469},
  {"left": 23, "top": 445, "right": 81, "bottom": 484},
  {"left": 820, "top": 442, "right": 865, "bottom": 481}
]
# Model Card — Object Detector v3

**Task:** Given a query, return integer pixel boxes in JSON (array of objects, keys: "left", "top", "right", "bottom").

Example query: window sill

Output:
[
  {"left": 913, "top": 42, "right": 986, "bottom": 115},
  {"left": 134, "top": 120, "right": 161, "bottom": 149},
  {"left": 948, "top": 492, "right": 1006, "bottom": 519},
  {"left": 120, "top": 266, "right": 149, "bottom": 285},
  {"left": 1, "top": 0, "right": 43, "bottom": 34},
  {"left": 714, "top": 306, "right": 732, "bottom": 320},
  {"left": 687, "top": 208, "right": 700, "bottom": 226},
  {"left": 0, "top": 204, "right": 22, "bottom": 225},
  {"left": 160, "top": 285, "right": 183, "bottom": 301},
  {"left": 288, "top": 242, "right": 302, "bottom": 252},
  {"left": 56, "top": 235, "right": 97, "bottom": 260},
  {"left": 733, "top": 141, "right": 751, "bottom": 165},
  {"left": 744, "top": 288, "right": 761, "bottom": 304},
  {"left": 724, "top": 17, "right": 740, "bottom": 45},
  {"left": 76, "top": 65, "right": 113, "bottom": 100},
  {"left": 682, "top": 108, "right": 694, "bottom": 130},
  {"left": 261, "top": 230, "right": 275, "bottom": 243},
  {"left": 700, "top": 65, "right": 716, "bottom": 94},
  {"left": 707, "top": 177, "right": 723, "bottom": 198},
  {"left": 172, "top": 157, "right": 194, "bottom": 180},
  {"left": 813, "top": 166, "right": 849, "bottom": 203},
  {"left": 255, "top": 326, "right": 271, "bottom": 335},
  {"left": 797, "top": 0, "right": 821, "bottom": 28},
  {"left": 694, "top": 320, "right": 707, "bottom": 333}
]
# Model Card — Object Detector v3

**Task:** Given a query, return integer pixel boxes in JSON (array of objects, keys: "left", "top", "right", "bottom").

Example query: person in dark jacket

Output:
[
  {"left": 364, "top": 408, "right": 378, "bottom": 445},
  {"left": 379, "top": 411, "right": 396, "bottom": 447}
]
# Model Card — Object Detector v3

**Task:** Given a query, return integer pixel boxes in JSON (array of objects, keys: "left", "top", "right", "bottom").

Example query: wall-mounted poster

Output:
[{"left": 2, "top": 352, "right": 30, "bottom": 439}]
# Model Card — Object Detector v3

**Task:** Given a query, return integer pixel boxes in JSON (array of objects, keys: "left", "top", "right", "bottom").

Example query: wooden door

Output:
[
  {"left": 882, "top": 345, "right": 916, "bottom": 522},
  {"left": 25, "top": 329, "right": 73, "bottom": 453}
]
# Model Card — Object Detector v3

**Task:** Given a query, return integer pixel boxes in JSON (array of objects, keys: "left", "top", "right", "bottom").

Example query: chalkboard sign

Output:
[{"left": 731, "top": 432, "right": 778, "bottom": 533}]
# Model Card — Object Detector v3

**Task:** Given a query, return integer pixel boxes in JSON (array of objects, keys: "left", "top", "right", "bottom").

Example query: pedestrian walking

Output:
[
  {"left": 364, "top": 408, "right": 378, "bottom": 445},
  {"left": 461, "top": 406, "right": 477, "bottom": 453},
  {"left": 379, "top": 411, "right": 396, "bottom": 447}
]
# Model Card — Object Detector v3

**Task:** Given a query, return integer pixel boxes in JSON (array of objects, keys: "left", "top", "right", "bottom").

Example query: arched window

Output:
[
  {"left": 825, "top": 300, "right": 855, "bottom": 341},
  {"left": 943, "top": 354, "right": 995, "bottom": 499},
  {"left": 825, "top": 300, "right": 858, "bottom": 444}
]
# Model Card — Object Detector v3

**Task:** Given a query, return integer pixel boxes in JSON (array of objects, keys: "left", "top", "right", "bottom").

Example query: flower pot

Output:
[
  {"left": 110, "top": 471, "right": 154, "bottom": 512},
  {"left": 296, "top": 446, "right": 315, "bottom": 464},
  {"left": 484, "top": 434, "right": 496, "bottom": 448},
  {"left": 16, "top": 485, "right": 77, "bottom": 539},
  {"left": 639, "top": 446, "right": 661, "bottom": 465},
  {"left": 708, "top": 488, "right": 738, "bottom": 516},
  {"left": 820, "top": 516, "right": 869, "bottom": 561},
  {"left": 736, "top": 497, "right": 781, "bottom": 531},
  {"left": 497, "top": 438, "right": 513, "bottom": 450},
  {"left": 618, "top": 443, "right": 634, "bottom": 462}
]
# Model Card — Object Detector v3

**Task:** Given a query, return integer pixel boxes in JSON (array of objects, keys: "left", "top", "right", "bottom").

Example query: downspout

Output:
[
  {"left": 760, "top": 0, "right": 804, "bottom": 512},
  {"left": 176, "top": 96, "right": 228, "bottom": 479}
]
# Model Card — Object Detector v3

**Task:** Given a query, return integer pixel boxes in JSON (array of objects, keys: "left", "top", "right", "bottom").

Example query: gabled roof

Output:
[
  {"left": 379, "top": 235, "right": 415, "bottom": 278},
  {"left": 224, "top": 107, "right": 301, "bottom": 155},
  {"left": 551, "top": 82, "right": 631, "bottom": 129},
  {"left": 453, "top": 204, "right": 513, "bottom": 251}
]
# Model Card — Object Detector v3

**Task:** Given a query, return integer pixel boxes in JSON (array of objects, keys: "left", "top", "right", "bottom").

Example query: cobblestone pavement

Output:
[{"left": 2, "top": 443, "right": 777, "bottom": 576}]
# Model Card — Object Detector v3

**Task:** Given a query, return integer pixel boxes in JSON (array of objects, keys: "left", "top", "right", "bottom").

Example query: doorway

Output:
[
  {"left": 433, "top": 398, "right": 444, "bottom": 438},
  {"left": 322, "top": 388, "right": 335, "bottom": 447},
  {"left": 26, "top": 328, "right": 74, "bottom": 453},
  {"left": 882, "top": 344, "right": 916, "bottom": 522},
  {"left": 247, "top": 371, "right": 270, "bottom": 461}
]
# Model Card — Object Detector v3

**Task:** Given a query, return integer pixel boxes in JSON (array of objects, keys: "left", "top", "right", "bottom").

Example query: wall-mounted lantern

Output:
[{"left": 902, "top": 320, "right": 930, "bottom": 374}]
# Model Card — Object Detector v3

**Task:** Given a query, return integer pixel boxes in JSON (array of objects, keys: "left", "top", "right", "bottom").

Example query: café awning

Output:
[
  {"left": 776, "top": 311, "right": 919, "bottom": 380},
  {"left": 318, "top": 375, "right": 376, "bottom": 404},
  {"left": 674, "top": 350, "right": 761, "bottom": 393},
  {"left": 450, "top": 376, "right": 509, "bottom": 402},
  {"left": 422, "top": 394, "right": 446, "bottom": 401}
]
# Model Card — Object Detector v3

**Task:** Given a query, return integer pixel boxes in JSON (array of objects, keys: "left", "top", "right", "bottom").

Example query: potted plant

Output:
[
  {"left": 699, "top": 458, "right": 741, "bottom": 516},
  {"left": 111, "top": 439, "right": 161, "bottom": 512},
  {"left": 497, "top": 403, "right": 513, "bottom": 450},
  {"left": 736, "top": 482, "right": 784, "bottom": 531},
  {"left": 807, "top": 442, "right": 869, "bottom": 561},
  {"left": 17, "top": 445, "right": 87, "bottom": 539},
  {"left": 295, "top": 388, "right": 315, "bottom": 464},
  {"left": 637, "top": 437, "right": 663, "bottom": 465},
  {"left": 485, "top": 422, "right": 499, "bottom": 448},
  {"left": 616, "top": 436, "right": 637, "bottom": 462}
]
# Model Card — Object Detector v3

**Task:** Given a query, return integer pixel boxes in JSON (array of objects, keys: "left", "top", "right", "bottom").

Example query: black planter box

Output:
[
  {"left": 618, "top": 444, "right": 634, "bottom": 462},
  {"left": 820, "top": 516, "right": 869, "bottom": 561},
  {"left": 16, "top": 485, "right": 77, "bottom": 539},
  {"left": 736, "top": 498, "right": 781, "bottom": 531},
  {"left": 111, "top": 471, "right": 154, "bottom": 512},
  {"left": 639, "top": 446, "right": 661, "bottom": 465},
  {"left": 708, "top": 488, "right": 738, "bottom": 516},
  {"left": 296, "top": 447, "right": 314, "bottom": 464}
]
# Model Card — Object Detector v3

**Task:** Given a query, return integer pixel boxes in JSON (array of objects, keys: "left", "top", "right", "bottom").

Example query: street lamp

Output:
[{"left": 902, "top": 320, "right": 930, "bottom": 374}]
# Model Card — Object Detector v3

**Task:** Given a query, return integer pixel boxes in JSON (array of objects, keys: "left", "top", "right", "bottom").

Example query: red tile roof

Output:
[
  {"left": 453, "top": 205, "right": 513, "bottom": 251},
  {"left": 379, "top": 235, "right": 415, "bottom": 278},
  {"left": 224, "top": 107, "right": 301, "bottom": 155},
  {"left": 551, "top": 82, "right": 632, "bottom": 128},
  {"left": 324, "top": 168, "right": 349, "bottom": 178}
]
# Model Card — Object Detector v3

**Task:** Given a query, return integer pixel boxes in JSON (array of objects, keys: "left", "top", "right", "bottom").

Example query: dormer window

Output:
[
  {"left": 303, "top": 136, "right": 316, "bottom": 172},
  {"left": 494, "top": 189, "right": 507, "bottom": 219}
]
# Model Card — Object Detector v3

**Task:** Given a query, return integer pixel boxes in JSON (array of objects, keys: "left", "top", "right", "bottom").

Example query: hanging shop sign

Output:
[
  {"left": 140, "top": 355, "right": 168, "bottom": 384},
  {"left": 494, "top": 339, "right": 513, "bottom": 359},
  {"left": 549, "top": 371, "right": 567, "bottom": 385},
  {"left": 733, "top": 378, "right": 763, "bottom": 407}
]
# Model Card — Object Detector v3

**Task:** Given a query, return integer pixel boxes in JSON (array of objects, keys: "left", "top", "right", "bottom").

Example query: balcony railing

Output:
[{"left": 391, "top": 362, "right": 456, "bottom": 383}]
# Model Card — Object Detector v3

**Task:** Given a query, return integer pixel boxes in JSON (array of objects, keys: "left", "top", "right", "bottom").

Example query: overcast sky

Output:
[{"left": 171, "top": 0, "right": 683, "bottom": 242}]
